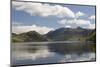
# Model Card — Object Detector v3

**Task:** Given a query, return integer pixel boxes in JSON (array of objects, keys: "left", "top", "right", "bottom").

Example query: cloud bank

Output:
[
  {"left": 12, "top": 24, "right": 54, "bottom": 34},
  {"left": 12, "top": 1, "right": 75, "bottom": 18},
  {"left": 75, "top": 11, "right": 85, "bottom": 18},
  {"left": 58, "top": 19, "right": 95, "bottom": 29},
  {"left": 89, "top": 15, "right": 95, "bottom": 20}
]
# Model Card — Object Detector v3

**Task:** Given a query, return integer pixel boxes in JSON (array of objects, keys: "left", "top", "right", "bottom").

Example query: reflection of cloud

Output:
[
  {"left": 58, "top": 19, "right": 95, "bottom": 29},
  {"left": 59, "top": 52, "right": 95, "bottom": 63},
  {"left": 31, "top": 49, "right": 55, "bottom": 60},
  {"left": 12, "top": 47, "right": 95, "bottom": 65},
  {"left": 13, "top": 48, "right": 55, "bottom": 61},
  {"left": 12, "top": 24, "right": 54, "bottom": 34},
  {"left": 12, "top": 1, "right": 75, "bottom": 18}
]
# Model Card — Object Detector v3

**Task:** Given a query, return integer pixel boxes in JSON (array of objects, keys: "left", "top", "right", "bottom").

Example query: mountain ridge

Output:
[{"left": 12, "top": 27, "right": 96, "bottom": 42}]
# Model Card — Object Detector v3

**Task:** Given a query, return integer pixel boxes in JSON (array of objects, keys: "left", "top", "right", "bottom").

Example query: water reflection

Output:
[
  {"left": 48, "top": 42, "right": 95, "bottom": 54},
  {"left": 11, "top": 41, "right": 96, "bottom": 66}
]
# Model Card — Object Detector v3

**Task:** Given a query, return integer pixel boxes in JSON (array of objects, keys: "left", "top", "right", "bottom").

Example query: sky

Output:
[{"left": 12, "top": 1, "right": 96, "bottom": 34}]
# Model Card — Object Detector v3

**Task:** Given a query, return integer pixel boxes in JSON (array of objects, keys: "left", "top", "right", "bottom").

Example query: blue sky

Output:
[{"left": 12, "top": 1, "right": 96, "bottom": 34}]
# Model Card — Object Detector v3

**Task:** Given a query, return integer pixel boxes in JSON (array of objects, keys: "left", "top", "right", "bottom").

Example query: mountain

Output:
[
  {"left": 12, "top": 27, "right": 96, "bottom": 42},
  {"left": 45, "top": 27, "right": 94, "bottom": 41},
  {"left": 12, "top": 31, "right": 48, "bottom": 42},
  {"left": 86, "top": 29, "right": 96, "bottom": 42}
]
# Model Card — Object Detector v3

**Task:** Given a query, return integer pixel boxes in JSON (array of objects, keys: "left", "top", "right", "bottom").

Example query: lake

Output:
[{"left": 11, "top": 41, "right": 96, "bottom": 66}]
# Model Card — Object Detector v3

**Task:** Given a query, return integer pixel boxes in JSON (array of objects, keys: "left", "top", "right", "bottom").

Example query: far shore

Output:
[{"left": 12, "top": 41, "right": 95, "bottom": 45}]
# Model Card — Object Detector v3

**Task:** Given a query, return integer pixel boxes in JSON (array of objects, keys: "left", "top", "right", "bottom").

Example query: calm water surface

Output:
[{"left": 11, "top": 41, "right": 96, "bottom": 66}]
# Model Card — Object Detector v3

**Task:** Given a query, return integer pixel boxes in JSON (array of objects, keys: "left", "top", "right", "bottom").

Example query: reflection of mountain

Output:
[{"left": 12, "top": 27, "right": 96, "bottom": 42}]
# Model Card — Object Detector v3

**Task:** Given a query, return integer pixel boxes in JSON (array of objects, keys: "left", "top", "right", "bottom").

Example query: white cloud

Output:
[
  {"left": 75, "top": 11, "right": 85, "bottom": 18},
  {"left": 88, "top": 24, "right": 95, "bottom": 29},
  {"left": 75, "top": 19, "right": 91, "bottom": 25},
  {"left": 58, "top": 19, "right": 66, "bottom": 25},
  {"left": 89, "top": 15, "right": 95, "bottom": 20},
  {"left": 12, "top": 1, "right": 75, "bottom": 18},
  {"left": 65, "top": 25, "right": 71, "bottom": 28},
  {"left": 71, "top": 19, "right": 90, "bottom": 25},
  {"left": 12, "top": 24, "right": 54, "bottom": 34},
  {"left": 12, "top": 1, "right": 95, "bottom": 30},
  {"left": 58, "top": 19, "right": 95, "bottom": 29},
  {"left": 12, "top": 22, "right": 23, "bottom": 26}
]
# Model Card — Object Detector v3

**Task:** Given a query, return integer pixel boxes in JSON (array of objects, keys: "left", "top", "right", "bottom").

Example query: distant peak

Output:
[{"left": 76, "top": 26, "right": 83, "bottom": 29}]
